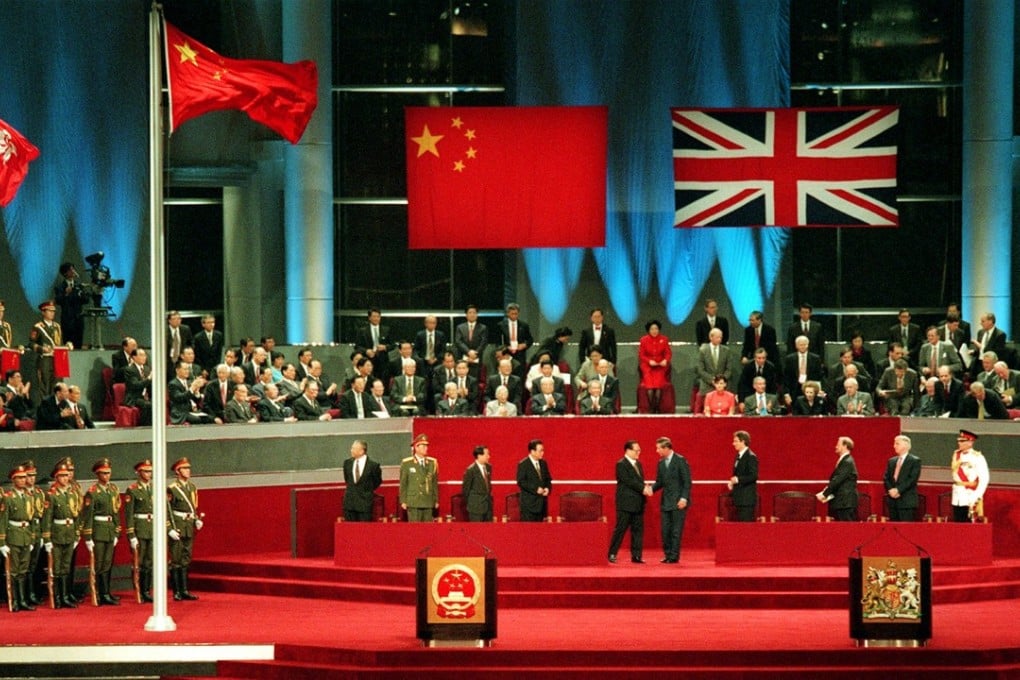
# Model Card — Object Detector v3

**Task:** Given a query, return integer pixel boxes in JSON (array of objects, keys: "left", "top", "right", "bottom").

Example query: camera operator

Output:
[{"left": 54, "top": 262, "right": 90, "bottom": 349}]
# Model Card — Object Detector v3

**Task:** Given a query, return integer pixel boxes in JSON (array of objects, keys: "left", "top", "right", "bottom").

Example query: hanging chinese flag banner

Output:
[{"left": 405, "top": 106, "right": 607, "bottom": 249}]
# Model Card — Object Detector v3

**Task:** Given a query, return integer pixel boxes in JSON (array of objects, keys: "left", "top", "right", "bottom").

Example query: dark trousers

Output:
[
  {"left": 520, "top": 509, "right": 546, "bottom": 522},
  {"left": 660, "top": 508, "right": 687, "bottom": 561},
  {"left": 469, "top": 511, "right": 492, "bottom": 522},
  {"left": 608, "top": 508, "right": 644, "bottom": 559},
  {"left": 344, "top": 509, "right": 373, "bottom": 522},
  {"left": 735, "top": 504, "right": 756, "bottom": 522},
  {"left": 887, "top": 501, "right": 915, "bottom": 522},
  {"left": 831, "top": 506, "right": 856, "bottom": 522},
  {"left": 952, "top": 505, "right": 971, "bottom": 522}
]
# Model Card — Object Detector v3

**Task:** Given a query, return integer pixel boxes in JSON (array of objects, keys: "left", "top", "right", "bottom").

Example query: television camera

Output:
[{"left": 82, "top": 251, "right": 125, "bottom": 310}]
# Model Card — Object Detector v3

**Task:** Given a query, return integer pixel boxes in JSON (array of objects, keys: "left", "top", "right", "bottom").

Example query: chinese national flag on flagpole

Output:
[
  {"left": 163, "top": 20, "right": 318, "bottom": 144},
  {"left": 405, "top": 106, "right": 607, "bottom": 249},
  {"left": 0, "top": 117, "right": 39, "bottom": 207}
]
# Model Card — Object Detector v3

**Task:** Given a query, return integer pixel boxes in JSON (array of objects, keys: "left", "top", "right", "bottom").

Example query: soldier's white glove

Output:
[
  {"left": 73, "top": 539, "right": 80, "bottom": 549},
  {"left": 112, "top": 537, "right": 118, "bottom": 548},
  {"left": 44, "top": 542, "right": 53, "bottom": 553},
  {"left": 0, "top": 546, "right": 8, "bottom": 557},
  {"left": 37, "top": 538, "right": 43, "bottom": 548},
  {"left": 129, "top": 537, "right": 139, "bottom": 551},
  {"left": 169, "top": 529, "right": 181, "bottom": 541},
  {"left": 85, "top": 540, "right": 95, "bottom": 552},
  {"left": 195, "top": 519, "right": 204, "bottom": 531}
]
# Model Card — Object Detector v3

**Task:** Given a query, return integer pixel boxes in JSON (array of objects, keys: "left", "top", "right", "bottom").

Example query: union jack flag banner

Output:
[{"left": 672, "top": 106, "right": 899, "bottom": 228}]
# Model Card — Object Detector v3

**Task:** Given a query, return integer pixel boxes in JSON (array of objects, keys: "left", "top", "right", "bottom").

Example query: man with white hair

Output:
[
  {"left": 984, "top": 361, "right": 1020, "bottom": 407},
  {"left": 837, "top": 377, "right": 874, "bottom": 416}
]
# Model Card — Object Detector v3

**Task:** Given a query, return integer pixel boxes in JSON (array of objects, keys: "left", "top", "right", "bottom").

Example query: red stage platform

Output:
[
  {"left": 715, "top": 521, "right": 993, "bottom": 566},
  {"left": 333, "top": 521, "right": 607, "bottom": 567}
]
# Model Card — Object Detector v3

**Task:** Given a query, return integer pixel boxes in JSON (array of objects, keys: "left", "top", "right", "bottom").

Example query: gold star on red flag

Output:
[{"left": 411, "top": 124, "right": 444, "bottom": 158}]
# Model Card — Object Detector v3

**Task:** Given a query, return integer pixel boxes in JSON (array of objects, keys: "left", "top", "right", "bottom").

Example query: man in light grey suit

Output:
[
  {"left": 984, "top": 361, "right": 1020, "bottom": 408},
  {"left": 918, "top": 326, "right": 962, "bottom": 379},
  {"left": 742, "top": 376, "right": 779, "bottom": 415},
  {"left": 877, "top": 359, "right": 919, "bottom": 415},
  {"left": 696, "top": 328, "right": 733, "bottom": 396},
  {"left": 836, "top": 377, "right": 875, "bottom": 416}
]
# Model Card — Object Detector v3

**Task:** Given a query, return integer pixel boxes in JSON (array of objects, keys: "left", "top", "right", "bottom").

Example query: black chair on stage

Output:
[
  {"left": 557, "top": 491, "right": 605, "bottom": 522},
  {"left": 450, "top": 493, "right": 469, "bottom": 522},
  {"left": 771, "top": 491, "right": 818, "bottom": 522},
  {"left": 503, "top": 492, "right": 521, "bottom": 522},
  {"left": 715, "top": 492, "right": 761, "bottom": 522},
  {"left": 856, "top": 492, "right": 873, "bottom": 522}
]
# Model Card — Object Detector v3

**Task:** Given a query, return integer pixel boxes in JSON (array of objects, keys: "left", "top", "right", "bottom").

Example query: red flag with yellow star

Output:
[
  {"left": 0, "top": 117, "right": 39, "bottom": 207},
  {"left": 405, "top": 106, "right": 607, "bottom": 249},
  {"left": 164, "top": 20, "right": 318, "bottom": 144}
]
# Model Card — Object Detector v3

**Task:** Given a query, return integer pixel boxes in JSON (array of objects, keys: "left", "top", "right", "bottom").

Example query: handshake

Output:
[{"left": 643, "top": 483, "right": 653, "bottom": 497}]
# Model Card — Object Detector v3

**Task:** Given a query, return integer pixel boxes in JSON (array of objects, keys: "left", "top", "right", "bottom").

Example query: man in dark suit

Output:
[
  {"left": 532, "top": 327, "right": 573, "bottom": 369},
  {"left": 578, "top": 380, "right": 616, "bottom": 415},
  {"left": 651, "top": 436, "right": 691, "bottom": 563},
  {"left": 486, "top": 359, "right": 523, "bottom": 409},
  {"left": 390, "top": 362, "right": 427, "bottom": 416},
  {"left": 2, "top": 370, "right": 34, "bottom": 423},
  {"left": 608, "top": 440, "right": 649, "bottom": 563},
  {"left": 168, "top": 362, "right": 211, "bottom": 425},
  {"left": 785, "top": 303, "right": 824, "bottom": 354},
  {"left": 817, "top": 436, "right": 859, "bottom": 521},
  {"left": 694, "top": 298, "right": 729, "bottom": 346},
  {"left": 942, "top": 303, "right": 971, "bottom": 343},
  {"left": 453, "top": 304, "right": 488, "bottom": 376},
  {"left": 193, "top": 315, "right": 224, "bottom": 376},
  {"left": 737, "top": 348, "right": 780, "bottom": 402},
  {"left": 497, "top": 303, "right": 533, "bottom": 378},
  {"left": 782, "top": 336, "right": 826, "bottom": 404},
  {"left": 36, "top": 382, "right": 72, "bottom": 430},
  {"left": 461, "top": 446, "right": 493, "bottom": 522},
  {"left": 338, "top": 376, "right": 371, "bottom": 419},
  {"left": 123, "top": 349, "right": 153, "bottom": 426},
  {"left": 887, "top": 309, "right": 922, "bottom": 369},
  {"left": 529, "top": 377, "right": 566, "bottom": 416},
  {"left": 354, "top": 308, "right": 392, "bottom": 384},
  {"left": 413, "top": 314, "right": 447, "bottom": 380},
  {"left": 884, "top": 435, "right": 922, "bottom": 521},
  {"left": 257, "top": 383, "right": 296, "bottom": 422},
  {"left": 389, "top": 342, "right": 425, "bottom": 383},
  {"left": 435, "top": 383, "right": 473, "bottom": 416},
  {"left": 934, "top": 366, "right": 965, "bottom": 415},
  {"left": 367, "top": 379, "right": 394, "bottom": 417},
  {"left": 203, "top": 364, "right": 232, "bottom": 424},
  {"left": 66, "top": 385, "right": 97, "bottom": 429},
  {"left": 577, "top": 307, "right": 617, "bottom": 366},
  {"left": 111, "top": 337, "right": 137, "bottom": 383},
  {"left": 956, "top": 381, "right": 1009, "bottom": 419},
  {"left": 166, "top": 311, "right": 194, "bottom": 367},
  {"left": 740, "top": 311, "right": 779, "bottom": 366},
  {"left": 516, "top": 439, "right": 552, "bottom": 521},
  {"left": 727, "top": 431, "right": 758, "bottom": 522},
  {"left": 224, "top": 384, "right": 257, "bottom": 423},
  {"left": 342, "top": 440, "right": 382, "bottom": 521},
  {"left": 293, "top": 383, "right": 333, "bottom": 421}
]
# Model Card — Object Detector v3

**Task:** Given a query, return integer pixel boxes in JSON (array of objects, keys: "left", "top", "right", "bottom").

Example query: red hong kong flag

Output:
[
  {"left": 0, "top": 117, "right": 40, "bottom": 207},
  {"left": 164, "top": 20, "right": 318, "bottom": 144},
  {"left": 405, "top": 106, "right": 607, "bottom": 249}
]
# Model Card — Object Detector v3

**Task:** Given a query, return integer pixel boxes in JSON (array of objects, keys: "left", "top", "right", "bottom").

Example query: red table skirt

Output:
[
  {"left": 715, "top": 521, "right": 993, "bottom": 566},
  {"left": 334, "top": 521, "right": 607, "bottom": 567}
]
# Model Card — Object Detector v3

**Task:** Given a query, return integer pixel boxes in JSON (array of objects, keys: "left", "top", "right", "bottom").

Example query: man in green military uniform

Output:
[
  {"left": 1, "top": 465, "right": 38, "bottom": 611},
  {"left": 82, "top": 458, "right": 122, "bottom": 606},
  {"left": 124, "top": 459, "right": 155, "bottom": 603},
  {"left": 42, "top": 462, "right": 81, "bottom": 608},
  {"left": 399, "top": 433, "right": 439, "bottom": 522},
  {"left": 50, "top": 456, "right": 85, "bottom": 603},
  {"left": 168, "top": 457, "right": 202, "bottom": 601},
  {"left": 22, "top": 461, "right": 47, "bottom": 605}
]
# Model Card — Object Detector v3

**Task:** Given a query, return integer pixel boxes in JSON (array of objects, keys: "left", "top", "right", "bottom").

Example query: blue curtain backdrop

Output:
[
  {"left": 512, "top": 0, "right": 790, "bottom": 326},
  {"left": 0, "top": 0, "right": 146, "bottom": 326}
]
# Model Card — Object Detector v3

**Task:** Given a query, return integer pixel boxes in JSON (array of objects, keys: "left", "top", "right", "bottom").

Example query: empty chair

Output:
[
  {"left": 772, "top": 491, "right": 817, "bottom": 522},
  {"left": 558, "top": 491, "right": 604, "bottom": 522}
]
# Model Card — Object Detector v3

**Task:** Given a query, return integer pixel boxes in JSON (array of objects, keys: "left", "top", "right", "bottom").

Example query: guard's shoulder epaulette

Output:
[
  {"left": 87, "top": 484, "right": 99, "bottom": 493},
  {"left": 47, "top": 487, "right": 59, "bottom": 496},
  {"left": 401, "top": 456, "right": 415, "bottom": 463},
  {"left": 108, "top": 482, "right": 119, "bottom": 492}
]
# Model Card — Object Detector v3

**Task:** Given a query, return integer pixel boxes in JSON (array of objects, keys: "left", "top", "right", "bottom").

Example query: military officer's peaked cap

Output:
[
  {"left": 92, "top": 458, "right": 112, "bottom": 473},
  {"left": 958, "top": 429, "right": 979, "bottom": 442},
  {"left": 56, "top": 456, "right": 75, "bottom": 469},
  {"left": 38, "top": 300, "right": 56, "bottom": 311},
  {"left": 52, "top": 463, "right": 71, "bottom": 476},
  {"left": 171, "top": 457, "right": 191, "bottom": 472},
  {"left": 21, "top": 460, "right": 36, "bottom": 473},
  {"left": 134, "top": 459, "right": 153, "bottom": 473},
  {"left": 9, "top": 465, "right": 28, "bottom": 479},
  {"left": 413, "top": 433, "right": 429, "bottom": 446}
]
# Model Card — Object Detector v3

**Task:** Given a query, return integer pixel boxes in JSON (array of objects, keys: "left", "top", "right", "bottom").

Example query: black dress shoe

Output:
[
  {"left": 631, "top": 558, "right": 645, "bottom": 564},
  {"left": 608, "top": 555, "right": 617, "bottom": 563},
  {"left": 660, "top": 558, "right": 678, "bottom": 563}
]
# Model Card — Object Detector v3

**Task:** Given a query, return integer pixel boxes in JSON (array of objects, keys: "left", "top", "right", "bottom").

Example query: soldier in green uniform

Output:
[
  {"left": 22, "top": 461, "right": 47, "bottom": 605},
  {"left": 168, "top": 457, "right": 202, "bottom": 601},
  {"left": 124, "top": 459, "right": 154, "bottom": 603},
  {"left": 50, "top": 456, "right": 85, "bottom": 603},
  {"left": 82, "top": 458, "right": 122, "bottom": 605},
  {"left": 399, "top": 433, "right": 439, "bottom": 522},
  {"left": 0, "top": 465, "right": 38, "bottom": 611},
  {"left": 41, "top": 462, "right": 80, "bottom": 608}
]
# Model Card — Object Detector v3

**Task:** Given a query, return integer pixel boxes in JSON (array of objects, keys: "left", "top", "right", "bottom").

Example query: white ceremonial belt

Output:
[
  {"left": 134, "top": 513, "right": 153, "bottom": 520},
  {"left": 52, "top": 519, "right": 75, "bottom": 525},
  {"left": 8, "top": 521, "right": 29, "bottom": 527},
  {"left": 92, "top": 515, "right": 113, "bottom": 522},
  {"left": 173, "top": 511, "right": 195, "bottom": 519}
]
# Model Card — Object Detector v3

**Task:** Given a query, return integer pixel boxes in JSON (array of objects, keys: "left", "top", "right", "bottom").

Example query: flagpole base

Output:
[{"left": 144, "top": 614, "right": 178, "bottom": 632}]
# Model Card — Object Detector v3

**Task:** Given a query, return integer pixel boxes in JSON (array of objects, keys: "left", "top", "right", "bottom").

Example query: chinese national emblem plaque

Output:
[{"left": 426, "top": 557, "right": 486, "bottom": 624}]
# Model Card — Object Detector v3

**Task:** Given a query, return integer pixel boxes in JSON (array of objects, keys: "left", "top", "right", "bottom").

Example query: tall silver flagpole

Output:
[{"left": 145, "top": 1, "right": 175, "bottom": 632}]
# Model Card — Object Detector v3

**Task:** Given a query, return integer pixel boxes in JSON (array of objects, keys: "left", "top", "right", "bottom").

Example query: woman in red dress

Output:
[
  {"left": 703, "top": 375, "right": 737, "bottom": 416},
  {"left": 638, "top": 319, "right": 671, "bottom": 413}
]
